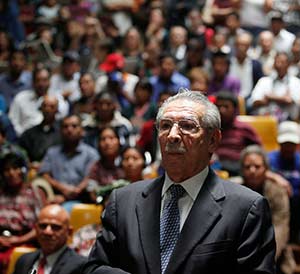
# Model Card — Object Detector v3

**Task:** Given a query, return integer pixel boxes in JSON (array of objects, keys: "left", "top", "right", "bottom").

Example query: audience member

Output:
[
  {"left": 0, "top": 30, "right": 14, "bottom": 72},
  {"left": 215, "top": 91, "right": 262, "bottom": 176},
  {"left": 87, "top": 126, "right": 124, "bottom": 202},
  {"left": 19, "top": 95, "right": 61, "bottom": 163},
  {"left": 149, "top": 53, "right": 190, "bottom": 102},
  {"left": 81, "top": 89, "right": 275, "bottom": 274},
  {"left": 207, "top": 49, "right": 240, "bottom": 96},
  {"left": 13, "top": 204, "right": 87, "bottom": 274},
  {"left": 236, "top": 145, "right": 295, "bottom": 274},
  {"left": 250, "top": 52, "right": 300, "bottom": 122},
  {"left": 269, "top": 10, "right": 296, "bottom": 54},
  {"left": 122, "top": 79, "right": 157, "bottom": 134},
  {"left": 39, "top": 114, "right": 99, "bottom": 211},
  {"left": 0, "top": 49, "right": 32, "bottom": 107},
  {"left": 84, "top": 91, "right": 133, "bottom": 149},
  {"left": 49, "top": 50, "right": 81, "bottom": 103},
  {"left": 251, "top": 30, "right": 276, "bottom": 76},
  {"left": 268, "top": 121, "right": 300, "bottom": 244},
  {"left": 71, "top": 72, "right": 97, "bottom": 128},
  {"left": 8, "top": 67, "right": 68, "bottom": 136},
  {"left": 229, "top": 32, "right": 264, "bottom": 106},
  {"left": 0, "top": 152, "right": 45, "bottom": 274},
  {"left": 289, "top": 35, "right": 300, "bottom": 77}
]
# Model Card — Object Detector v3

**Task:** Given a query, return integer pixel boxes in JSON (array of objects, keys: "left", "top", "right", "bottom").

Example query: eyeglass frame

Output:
[{"left": 155, "top": 117, "right": 203, "bottom": 135}]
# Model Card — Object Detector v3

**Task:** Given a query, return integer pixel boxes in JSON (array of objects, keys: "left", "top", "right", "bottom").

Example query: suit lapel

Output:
[
  {"left": 136, "top": 176, "right": 164, "bottom": 274},
  {"left": 23, "top": 251, "right": 40, "bottom": 274},
  {"left": 166, "top": 170, "right": 225, "bottom": 274},
  {"left": 50, "top": 247, "right": 69, "bottom": 274}
]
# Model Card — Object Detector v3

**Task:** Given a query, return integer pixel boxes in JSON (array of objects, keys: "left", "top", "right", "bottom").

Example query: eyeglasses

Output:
[
  {"left": 156, "top": 118, "right": 202, "bottom": 135},
  {"left": 37, "top": 223, "right": 63, "bottom": 231}
]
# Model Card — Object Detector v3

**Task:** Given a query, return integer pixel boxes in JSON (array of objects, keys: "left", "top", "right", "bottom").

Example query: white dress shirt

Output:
[{"left": 161, "top": 167, "right": 209, "bottom": 231}]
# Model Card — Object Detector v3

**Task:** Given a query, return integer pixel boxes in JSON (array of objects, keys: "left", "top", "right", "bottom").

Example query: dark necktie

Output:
[
  {"left": 160, "top": 184, "right": 185, "bottom": 273},
  {"left": 37, "top": 256, "right": 46, "bottom": 274}
]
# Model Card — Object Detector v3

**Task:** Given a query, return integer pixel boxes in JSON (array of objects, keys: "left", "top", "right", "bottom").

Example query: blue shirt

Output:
[
  {"left": 39, "top": 142, "right": 99, "bottom": 186},
  {"left": 150, "top": 71, "right": 190, "bottom": 102},
  {"left": 0, "top": 71, "right": 32, "bottom": 106},
  {"left": 268, "top": 150, "right": 300, "bottom": 196}
]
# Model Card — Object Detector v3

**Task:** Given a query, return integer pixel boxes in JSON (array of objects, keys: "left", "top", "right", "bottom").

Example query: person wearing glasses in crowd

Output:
[
  {"left": 82, "top": 89, "right": 275, "bottom": 274},
  {"left": 13, "top": 204, "right": 86, "bottom": 274}
]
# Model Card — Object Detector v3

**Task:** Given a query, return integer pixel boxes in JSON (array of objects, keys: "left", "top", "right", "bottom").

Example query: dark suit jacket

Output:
[
  {"left": 82, "top": 169, "right": 276, "bottom": 274},
  {"left": 13, "top": 246, "right": 87, "bottom": 274}
]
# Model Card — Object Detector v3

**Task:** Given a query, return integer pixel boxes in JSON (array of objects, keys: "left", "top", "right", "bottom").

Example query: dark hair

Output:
[
  {"left": 216, "top": 91, "right": 238, "bottom": 109},
  {"left": 120, "top": 145, "right": 146, "bottom": 164},
  {"left": 134, "top": 79, "right": 153, "bottom": 95},
  {"left": 0, "top": 152, "right": 27, "bottom": 175}
]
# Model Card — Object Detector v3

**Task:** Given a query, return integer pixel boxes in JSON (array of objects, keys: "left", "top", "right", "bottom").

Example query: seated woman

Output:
[
  {"left": 87, "top": 126, "right": 125, "bottom": 202},
  {"left": 72, "top": 145, "right": 148, "bottom": 256},
  {"left": 0, "top": 153, "right": 45, "bottom": 274},
  {"left": 231, "top": 145, "right": 295, "bottom": 274}
]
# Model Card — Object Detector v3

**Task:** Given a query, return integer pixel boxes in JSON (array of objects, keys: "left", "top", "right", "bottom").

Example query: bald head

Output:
[{"left": 36, "top": 204, "right": 72, "bottom": 255}]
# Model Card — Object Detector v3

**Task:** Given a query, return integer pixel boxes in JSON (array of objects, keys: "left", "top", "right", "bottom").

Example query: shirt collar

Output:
[
  {"left": 41, "top": 245, "right": 67, "bottom": 267},
  {"left": 162, "top": 166, "right": 209, "bottom": 201}
]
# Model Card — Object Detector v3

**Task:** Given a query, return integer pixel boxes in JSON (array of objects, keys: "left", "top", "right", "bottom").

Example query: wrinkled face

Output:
[
  {"left": 2, "top": 164, "right": 23, "bottom": 188},
  {"left": 61, "top": 116, "right": 83, "bottom": 142},
  {"left": 36, "top": 207, "right": 70, "bottom": 255},
  {"left": 79, "top": 74, "right": 95, "bottom": 97},
  {"left": 259, "top": 34, "right": 273, "bottom": 53},
  {"left": 98, "top": 128, "right": 120, "bottom": 157},
  {"left": 216, "top": 99, "right": 235, "bottom": 126},
  {"left": 122, "top": 148, "right": 145, "bottom": 179},
  {"left": 242, "top": 153, "right": 266, "bottom": 191},
  {"left": 158, "top": 99, "right": 220, "bottom": 182}
]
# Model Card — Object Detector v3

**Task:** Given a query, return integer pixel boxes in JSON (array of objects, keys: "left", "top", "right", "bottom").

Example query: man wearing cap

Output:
[
  {"left": 49, "top": 50, "right": 81, "bottom": 102},
  {"left": 270, "top": 10, "right": 296, "bottom": 53},
  {"left": 268, "top": 121, "right": 300, "bottom": 244}
]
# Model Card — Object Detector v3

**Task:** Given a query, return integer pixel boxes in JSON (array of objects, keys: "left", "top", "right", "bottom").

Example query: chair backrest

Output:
[
  {"left": 70, "top": 204, "right": 103, "bottom": 233},
  {"left": 236, "top": 115, "right": 279, "bottom": 152},
  {"left": 6, "top": 246, "right": 36, "bottom": 274}
]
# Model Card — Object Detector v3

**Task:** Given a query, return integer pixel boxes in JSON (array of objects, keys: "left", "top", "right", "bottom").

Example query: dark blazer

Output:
[
  {"left": 82, "top": 169, "right": 276, "bottom": 274},
  {"left": 13, "top": 246, "right": 87, "bottom": 274}
]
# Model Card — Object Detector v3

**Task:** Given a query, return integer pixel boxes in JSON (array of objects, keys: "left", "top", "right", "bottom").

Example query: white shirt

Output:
[
  {"left": 230, "top": 57, "right": 253, "bottom": 98},
  {"left": 273, "top": 29, "right": 296, "bottom": 53},
  {"left": 49, "top": 73, "right": 81, "bottom": 102},
  {"left": 32, "top": 246, "right": 67, "bottom": 274},
  {"left": 161, "top": 167, "right": 209, "bottom": 231},
  {"left": 8, "top": 90, "right": 69, "bottom": 136}
]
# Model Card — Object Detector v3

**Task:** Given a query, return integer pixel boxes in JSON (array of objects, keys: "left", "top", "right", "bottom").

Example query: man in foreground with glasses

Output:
[
  {"left": 13, "top": 204, "right": 86, "bottom": 274},
  {"left": 82, "top": 89, "right": 276, "bottom": 274}
]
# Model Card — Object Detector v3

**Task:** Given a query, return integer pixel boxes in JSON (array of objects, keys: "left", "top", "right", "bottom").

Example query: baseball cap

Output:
[
  {"left": 277, "top": 121, "right": 300, "bottom": 144},
  {"left": 99, "top": 53, "right": 125, "bottom": 73}
]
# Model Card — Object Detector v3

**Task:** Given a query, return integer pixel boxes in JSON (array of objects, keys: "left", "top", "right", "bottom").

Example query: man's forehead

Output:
[{"left": 162, "top": 99, "right": 204, "bottom": 118}]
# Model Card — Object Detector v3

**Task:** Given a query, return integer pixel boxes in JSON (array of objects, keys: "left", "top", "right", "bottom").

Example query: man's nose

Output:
[{"left": 167, "top": 124, "right": 181, "bottom": 142}]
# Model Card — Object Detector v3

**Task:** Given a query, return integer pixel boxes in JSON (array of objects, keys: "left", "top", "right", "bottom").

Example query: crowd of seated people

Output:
[{"left": 0, "top": 1, "right": 300, "bottom": 274}]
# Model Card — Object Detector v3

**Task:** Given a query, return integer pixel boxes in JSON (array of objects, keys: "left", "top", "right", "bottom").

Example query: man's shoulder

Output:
[{"left": 220, "top": 177, "right": 263, "bottom": 203}]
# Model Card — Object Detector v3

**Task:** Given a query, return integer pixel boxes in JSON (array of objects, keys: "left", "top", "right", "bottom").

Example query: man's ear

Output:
[{"left": 208, "top": 129, "right": 222, "bottom": 154}]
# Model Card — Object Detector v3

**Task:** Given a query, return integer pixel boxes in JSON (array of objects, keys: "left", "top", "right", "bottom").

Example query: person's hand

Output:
[{"left": 62, "top": 90, "right": 72, "bottom": 100}]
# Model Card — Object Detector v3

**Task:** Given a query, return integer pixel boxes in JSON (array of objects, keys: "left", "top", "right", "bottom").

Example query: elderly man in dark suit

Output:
[
  {"left": 82, "top": 89, "right": 276, "bottom": 274},
  {"left": 13, "top": 204, "right": 86, "bottom": 274}
]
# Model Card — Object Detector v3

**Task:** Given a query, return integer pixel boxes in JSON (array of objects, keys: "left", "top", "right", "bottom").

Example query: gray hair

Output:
[
  {"left": 156, "top": 88, "right": 221, "bottom": 130},
  {"left": 240, "top": 145, "right": 269, "bottom": 169}
]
